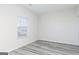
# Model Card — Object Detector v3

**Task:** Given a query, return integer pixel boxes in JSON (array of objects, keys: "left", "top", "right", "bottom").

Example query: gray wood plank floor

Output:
[{"left": 9, "top": 40, "right": 79, "bottom": 55}]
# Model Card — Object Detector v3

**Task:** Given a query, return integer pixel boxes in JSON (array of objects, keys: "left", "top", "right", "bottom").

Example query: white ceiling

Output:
[{"left": 23, "top": 4, "right": 77, "bottom": 14}]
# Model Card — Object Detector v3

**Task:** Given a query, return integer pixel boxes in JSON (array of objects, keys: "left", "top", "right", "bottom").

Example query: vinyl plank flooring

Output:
[
  {"left": 13, "top": 49, "right": 37, "bottom": 55},
  {"left": 22, "top": 45, "right": 61, "bottom": 55},
  {"left": 8, "top": 40, "right": 79, "bottom": 55},
  {"left": 9, "top": 51, "right": 23, "bottom": 55}
]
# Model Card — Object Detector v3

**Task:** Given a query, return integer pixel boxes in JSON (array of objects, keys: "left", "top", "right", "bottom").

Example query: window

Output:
[{"left": 17, "top": 16, "right": 27, "bottom": 38}]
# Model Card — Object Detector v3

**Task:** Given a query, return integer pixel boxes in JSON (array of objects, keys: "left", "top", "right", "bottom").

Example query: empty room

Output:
[{"left": 0, "top": 4, "right": 79, "bottom": 55}]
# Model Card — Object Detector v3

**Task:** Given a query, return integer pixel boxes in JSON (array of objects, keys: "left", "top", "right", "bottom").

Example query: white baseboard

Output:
[
  {"left": 39, "top": 38, "right": 79, "bottom": 46},
  {"left": 8, "top": 39, "right": 37, "bottom": 52}
]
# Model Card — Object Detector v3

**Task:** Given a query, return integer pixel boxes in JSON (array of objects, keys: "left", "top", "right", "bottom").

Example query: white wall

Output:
[
  {"left": 0, "top": 4, "right": 79, "bottom": 52},
  {"left": 0, "top": 5, "right": 38, "bottom": 52},
  {"left": 38, "top": 8, "right": 79, "bottom": 45}
]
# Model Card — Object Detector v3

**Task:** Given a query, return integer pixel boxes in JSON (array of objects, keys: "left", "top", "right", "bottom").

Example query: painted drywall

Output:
[
  {"left": 0, "top": 5, "right": 38, "bottom": 52},
  {"left": 38, "top": 7, "right": 79, "bottom": 45}
]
